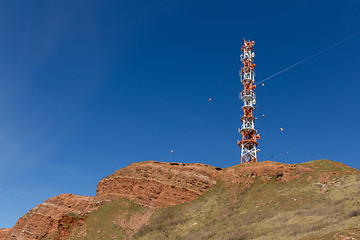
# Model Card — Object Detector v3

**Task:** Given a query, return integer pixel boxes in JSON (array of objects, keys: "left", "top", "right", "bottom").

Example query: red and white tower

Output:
[{"left": 237, "top": 39, "right": 260, "bottom": 163}]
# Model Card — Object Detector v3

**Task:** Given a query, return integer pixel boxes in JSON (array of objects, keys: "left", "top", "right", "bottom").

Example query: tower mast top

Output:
[{"left": 237, "top": 39, "right": 260, "bottom": 163}]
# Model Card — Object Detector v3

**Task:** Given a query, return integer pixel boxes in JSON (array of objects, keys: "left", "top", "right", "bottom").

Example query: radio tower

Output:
[{"left": 237, "top": 39, "right": 260, "bottom": 163}]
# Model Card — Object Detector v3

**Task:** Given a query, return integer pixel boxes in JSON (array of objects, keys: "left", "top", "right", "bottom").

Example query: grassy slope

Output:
[
  {"left": 134, "top": 160, "right": 360, "bottom": 240},
  {"left": 67, "top": 199, "right": 149, "bottom": 240},
  {"left": 67, "top": 160, "right": 360, "bottom": 240}
]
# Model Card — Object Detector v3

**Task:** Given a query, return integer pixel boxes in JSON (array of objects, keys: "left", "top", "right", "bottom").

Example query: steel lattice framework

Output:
[{"left": 237, "top": 39, "right": 260, "bottom": 163}]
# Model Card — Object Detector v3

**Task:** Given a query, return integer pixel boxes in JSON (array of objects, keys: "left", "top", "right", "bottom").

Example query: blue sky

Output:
[{"left": 0, "top": 0, "right": 359, "bottom": 228}]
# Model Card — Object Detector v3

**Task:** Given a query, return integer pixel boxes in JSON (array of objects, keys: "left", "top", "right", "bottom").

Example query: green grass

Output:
[
  {"left": 300, "top": 159, "right": 357, "bottom": 173},
  {"left": 68, "top": 199, "right": 148, "bottom": 240},
  {"left": 66, "top": 160, "right": 360, "bottom": 240},
  {"left": 43, "top": 231, "right": 58, "bottom": 240},
  {"left": 133, "top": 164, "right": 360, "bottom": 240}
]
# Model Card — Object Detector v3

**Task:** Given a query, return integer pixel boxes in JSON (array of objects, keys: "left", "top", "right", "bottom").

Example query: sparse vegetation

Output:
[
  {"left": 64, "top": 160, "right": 360, "bottom": 240},
  {"left": 132, "top": 160, "right": 360, "bottom": 240},
  {"left": 67, "top": 199, "right": 149, "bottom": 240}
]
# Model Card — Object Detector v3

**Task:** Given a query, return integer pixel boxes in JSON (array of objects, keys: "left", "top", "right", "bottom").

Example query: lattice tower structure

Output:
[{"left": 237, "top": 39, "right": 260, "bottom": 163}]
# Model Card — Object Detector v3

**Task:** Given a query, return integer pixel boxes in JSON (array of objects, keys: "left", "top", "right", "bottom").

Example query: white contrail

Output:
[{"left": 256, "top": 32, "right": 360, "bottom": 85}]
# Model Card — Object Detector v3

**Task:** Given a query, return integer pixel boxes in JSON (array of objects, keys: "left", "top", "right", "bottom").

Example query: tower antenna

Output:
[{"left": 237, "top": 39, "right": 260, "bottom": 163}]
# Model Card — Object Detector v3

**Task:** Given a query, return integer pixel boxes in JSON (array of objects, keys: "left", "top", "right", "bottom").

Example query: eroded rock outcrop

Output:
[
  {"left": 1, "top": 161, "right": 221, "bottom": 240},
  {"left": 0, "top": 229, "right": 9, "bottom": 239},
  {"left": 4, "top": 194, "right": 94, "bottom": 240},
  {"left": 223, "top": 161, "right": 313, "bottom": 185},
  {"left": 95, "top": 161, "right": 221, "bottom": 207},
  {"left": 1, "top": 160, "right": 348, "bottom": 240},
  {"left": 52, "top": 214, "right": 88, "bottom": 240}
]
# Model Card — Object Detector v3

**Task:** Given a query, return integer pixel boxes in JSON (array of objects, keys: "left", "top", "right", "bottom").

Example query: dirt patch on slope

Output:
[
  {"left": 114, "top": 209, "right": 154, "bottom": 234},
  {"left": 222, "top": 161, "right": 313, "bottom": 186}
]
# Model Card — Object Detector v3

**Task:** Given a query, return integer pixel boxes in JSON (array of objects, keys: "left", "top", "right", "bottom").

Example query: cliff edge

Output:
[{"left": 1, "top": 160, "right": 359, "bottom": 240}]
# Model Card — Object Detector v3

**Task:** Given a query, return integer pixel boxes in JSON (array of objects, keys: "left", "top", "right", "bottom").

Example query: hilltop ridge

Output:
[{"left": 1, "top": 160, "right": 360, "bottom": 240}]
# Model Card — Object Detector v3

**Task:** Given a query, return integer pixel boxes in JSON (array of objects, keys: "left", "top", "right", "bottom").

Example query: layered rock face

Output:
[
  {"left": 0, "top": 229, "right": 9, "bottom": 239},
  {"left": 3, "top": 194, "right": 94, "bottom": 240},
  {"left": 1, "top": 161, "right": 221, "bottom": 240},
  {"left": 1, "top": 160, "right": 347, "bottom": 240},
  {"left": 96, "top": 161, "right": 221, "bottom": 207}
]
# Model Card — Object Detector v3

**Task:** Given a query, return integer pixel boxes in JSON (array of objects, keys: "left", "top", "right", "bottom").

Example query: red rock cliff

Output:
[
  {"left": 3, "top": 194, "right": 94, "bottom": 240},
  {"left": 1, "top": 161, "right": 220, "bottom": 240},
  {"left": 95, "top": 161, "right": 220, "bottom": 207},
  {"left": 0, "top": 229, "right": 9, "bottom": 239},
  {"left": 0, "top": 160, "right": 321, "bottom": 240}
]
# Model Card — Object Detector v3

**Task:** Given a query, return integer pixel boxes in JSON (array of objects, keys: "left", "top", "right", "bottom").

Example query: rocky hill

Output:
[{"left": 1, "top": 160, "right": 360, "bottom": 240}]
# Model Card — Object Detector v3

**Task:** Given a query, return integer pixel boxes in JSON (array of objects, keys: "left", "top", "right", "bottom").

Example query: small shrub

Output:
[{"left": 348, "top": 209, "right": 360, "bottom": 217}]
